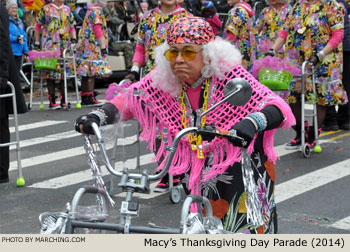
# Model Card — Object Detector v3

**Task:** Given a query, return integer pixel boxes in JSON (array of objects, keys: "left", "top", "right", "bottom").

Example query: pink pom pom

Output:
[
  {"left": 104, "top": 80, "right": 132, "bottom": 100},
  {"left": 119, "top": 80, "right": 132, "bottom": 89},
  {"left": 105, "top": 83, "right": 119, "bottom": 101},
  {"left": 28, "top": 50, "right": 39, "bottom": 61},
  {"left": 252, "top": 56, "right": 301, "bottom": 77}
]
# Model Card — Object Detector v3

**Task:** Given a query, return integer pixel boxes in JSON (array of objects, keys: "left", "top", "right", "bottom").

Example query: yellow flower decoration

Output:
[
  {"left": 286, "top": 96, "right": 296, "bottom": 104},
  {"left": 317, "top": 83, "right": 328, "bottom": 96},
  {"left": 238, "top": 193, "right": 247, "bottom": 213},
  {"left": 317, "top": 97, "right": 327, "bottom": 106}
]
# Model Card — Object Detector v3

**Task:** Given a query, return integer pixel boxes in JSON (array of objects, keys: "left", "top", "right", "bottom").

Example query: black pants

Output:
[
  {"left": 0, "top": 113, "right": 10, "bottom": 179},
  {"left": 14, "top": 55, "right": 22, "bottom": 75},
  {"left": 325, "top": 51, "right": 350, "bottom": 125}
]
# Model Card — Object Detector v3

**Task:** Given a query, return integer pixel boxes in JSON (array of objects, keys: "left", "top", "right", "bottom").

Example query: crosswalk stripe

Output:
[
  {"left": 9, "top": 131, "right": 139, "bottom": 171},
  {"left": 10, "top": 130, "right": 79, "bottom": 150},
  {"left": 275, "top": 159, "right": 350, "bottom": 204},
  {"left": 28, "top": 153, "right": 155, "bottom": 189},
  {"left": 329, "top": 216, "right": 350, "bottom": 230},
  {"left": 9, "top": 120, "right": 67, "bottom": 133},
  {"left": 10, "top": 131, "right": 138, "bottom": 150},
  {"left": 9, "top": 146, "right": 85, "bottom": 171}
]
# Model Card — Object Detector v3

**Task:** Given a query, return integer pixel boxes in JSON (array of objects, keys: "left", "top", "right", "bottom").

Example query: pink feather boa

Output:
[
  {"left": 251, "top": 56, "right": 301, "bottom": 79},
  {"left": 28, "top": 49, "right": 60, "bottom": 62}
]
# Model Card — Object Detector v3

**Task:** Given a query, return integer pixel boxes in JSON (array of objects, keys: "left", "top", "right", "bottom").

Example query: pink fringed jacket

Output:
[{"left": 109, "top": 64, "right": 295, "bottom": 195}]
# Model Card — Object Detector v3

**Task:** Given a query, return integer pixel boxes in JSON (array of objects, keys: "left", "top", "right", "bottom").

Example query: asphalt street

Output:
[{"left": 0, "top": 87, "right": 349, "bottom": 234}]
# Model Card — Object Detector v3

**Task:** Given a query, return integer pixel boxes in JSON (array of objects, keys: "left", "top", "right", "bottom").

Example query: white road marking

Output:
[
  {"left": 9, "top": 120, "right": 67, "bottom": 133},
  {"left": 329, "top": 216, "right": 350, "bottom": 230},
  {"left": 275, "top": 159, "right": 350, "bottom": 204}
]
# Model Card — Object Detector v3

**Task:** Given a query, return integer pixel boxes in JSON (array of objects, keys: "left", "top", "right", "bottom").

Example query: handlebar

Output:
[
  {"left": 90, "top": 120, "right": 247, "bottom": 183},
  {"left": 91, "top": 123, "right": 198, "bottom": 181}
]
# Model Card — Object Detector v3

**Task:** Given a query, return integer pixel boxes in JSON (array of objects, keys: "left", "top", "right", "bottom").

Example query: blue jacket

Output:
[{"left": 9, "top": 16, "right": 28, "bottom": 56}]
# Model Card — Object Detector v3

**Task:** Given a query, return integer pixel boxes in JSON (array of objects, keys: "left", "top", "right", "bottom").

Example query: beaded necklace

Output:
[
  {"left": 269, "top": 7, "right": 283, "bottom": 38},
  {"left": 298, "top": 1, "right": 319, "bottom": 34},
  {"left": 180, "top": 78, "right": 210, "bottom": 159},
  {"left": 153, "top": 13, "right": 177, "bottom": 45},
  {"left": 52, "top": 4, "right": 67, "bottom": 34}
]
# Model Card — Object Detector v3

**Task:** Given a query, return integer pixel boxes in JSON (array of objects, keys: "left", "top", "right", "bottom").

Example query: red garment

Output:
[
  {"left": 235, "top": 2, "right": 255, "bottom": 17},
  {"left": 205, "top": 14, "right": 222, "bottom": 35}
]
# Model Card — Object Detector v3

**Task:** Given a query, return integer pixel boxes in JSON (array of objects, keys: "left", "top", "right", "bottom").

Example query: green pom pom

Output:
[{"left": 76, "top": 103, "right": 82, "bottom": 109}]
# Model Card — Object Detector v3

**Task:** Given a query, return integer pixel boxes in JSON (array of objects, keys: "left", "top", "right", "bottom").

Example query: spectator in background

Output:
[
  {"left": 135, "top": 1, "right": 149, "bottom": 22},
  {"left": 114, "top": 0, "right": 137, "bottom": 40},
  {"left": 104, "top": 0, "right": 125, "bottom": 35},
  {"left": 184, "top": 0, "right": 202, "bottom": 15},
  {"left": 7, "top": 0, "right": 29, "bottom": 75},
  {"left": 0, "top": 1, "right": 27, "bottom": 184},
  {"left": 323, "top": 0, "right": 350, "bottom": 131},
  {"left": 74, "top": 0, "right": 89, "bottom": 26},
  {"left": 200, "top": 1, "right": 222, "bottom": 36}
]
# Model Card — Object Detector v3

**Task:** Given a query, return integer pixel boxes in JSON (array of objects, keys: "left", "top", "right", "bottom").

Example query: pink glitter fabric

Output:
[{"left": 108, "top": 65, "right": 295, "bottom": 194}]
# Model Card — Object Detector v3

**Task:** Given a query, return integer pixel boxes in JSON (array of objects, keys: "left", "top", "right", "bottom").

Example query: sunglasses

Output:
[{"left": 164, "top": 47, "right": 203, "bottom": 61}]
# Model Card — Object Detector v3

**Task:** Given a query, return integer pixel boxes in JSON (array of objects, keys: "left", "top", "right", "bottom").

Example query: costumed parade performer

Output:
[
  {"left": 35, "top": 0, "right": 77, "bottom": 109},
  {"left": 75, "top": 17, "right": 295, "bottom": 233}
]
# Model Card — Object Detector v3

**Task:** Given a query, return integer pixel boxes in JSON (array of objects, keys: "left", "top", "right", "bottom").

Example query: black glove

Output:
[
  {"left": 265, "top": 49, "right": 276, "bottom": 57},
  {"left": 124, "top": 71, "right": 140, "bottom": 83},
  {"left": 308, "top": 53, "right": 320, "bottom": 66},
  {"left": 197, "top": 124, "right": 219, "bottom": 142},
  {"left": 75, "top": 114, "right": 100, "bottom": 135},
  {"left": 101, "top": 48, "right": 108, "bottom": 56},
  {"left": 0, "top": 77, "right": 8, "bottom": 88},
  {"left": 228, "top": 119, "right": 258, "bottom": 147}
]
